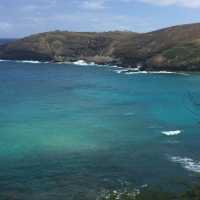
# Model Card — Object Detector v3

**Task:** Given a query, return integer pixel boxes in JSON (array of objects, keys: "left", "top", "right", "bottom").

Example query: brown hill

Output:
[
  {"left": 0, "top": 31, "right": 135, "bottom": 64},
  {"left": 1, "top": 23, "right": 200, "bottom": 70}
]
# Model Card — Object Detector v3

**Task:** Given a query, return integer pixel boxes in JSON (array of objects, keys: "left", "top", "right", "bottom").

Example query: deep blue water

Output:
[{"left": 1, "top": 61, "right": 200, "bottom": 199}]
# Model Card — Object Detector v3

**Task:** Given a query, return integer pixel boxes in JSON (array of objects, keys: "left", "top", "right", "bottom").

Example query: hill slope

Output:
[
  {"left": 114, "top": 23, "right": 200, "bottom": 70},
  {"left": 1, "top": 23, "right": 200, "bottom": 70},
  {"left": 0, "top": 31, "right": 135, "bottom": 64}
]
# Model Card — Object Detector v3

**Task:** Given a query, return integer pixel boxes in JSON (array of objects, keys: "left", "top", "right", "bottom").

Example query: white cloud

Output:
[
  {"left": 0, "top": 22, "right": 12, "bottom": 31},
  {"left": 79, "top": 0, "right": 200, "bottom": 9},
  {"left": 81, "top": 0, "right": 106, "bottom": 10},
  {"left": 139, "top": 0, "right": 200, "bottom": 8},
  {"left": 21, "top": 0, "right": 57, "bottom": 12}
]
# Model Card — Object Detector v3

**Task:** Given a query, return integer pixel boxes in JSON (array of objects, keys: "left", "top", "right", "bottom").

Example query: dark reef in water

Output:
[{"left": 2, "top": 23, "right": 200, "bottom": 71}]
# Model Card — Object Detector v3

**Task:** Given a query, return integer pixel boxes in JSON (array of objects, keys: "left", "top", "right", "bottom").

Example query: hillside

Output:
[
  {"left": 114, "top": 23, "right": 200, "bottom": 70},
  {"left": 1, "top": 23, "right": 200, "bottom": 70},
  {"left": 0, "top": 31, "right": 135, "bottom": 64}
]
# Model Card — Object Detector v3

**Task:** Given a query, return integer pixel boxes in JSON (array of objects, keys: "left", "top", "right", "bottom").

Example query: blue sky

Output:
[{"left": 1, "top": 0, "right": 200, "bottom": 38}]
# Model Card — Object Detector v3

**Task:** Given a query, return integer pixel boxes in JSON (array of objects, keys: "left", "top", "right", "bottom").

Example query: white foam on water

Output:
[
  {"left": 109, "top": 65, "right": 189, "bottom": 75},
  {"left": 0, "top": 59, "right": 190, "bottom": 76},
  {"left": 0, "top": 59, "right": 50, "bottom": 64},
  {"left": 170, "top": 156, "right": 200, "bottom": 173},
  {"left": 72, "top": 61, "right": 132, "bottom": 72},
  {"left": 16, "top": 60, "right": 42, "bottom": 64},
  {"left": 162, "top": 130, "right": 182, "bottom": 136},
  {"left": 125, "top": 71, "right": 148, "bottom": 75},
  {"left": 118, "top": 70, "right": 172, "bottom": 75},
  {"left": 0, "top": 59, "right": 9, "bottom": 62},
  {"left": 73, "top": 60, "right": 95, "bottom": 66},
  {"left": 124, "top": 112, "right": 135, "bottom": 116},
  {"left": 110, "top": 65, "right": 123, "bottom": 69},
  {"left": 114, "top": 66, "right": 142, "bottom": 74},
  {"left": 115, "top": 69, "right": 130, "bottom": 74},
  {"left": 124, "top": 71, "right": 188, "bottom": 75},
  {"left": 151, "top": 71, "right": 188, "bottom": 75},
  {"left": 150, "top": 71, "right": 174, "bottom": 74},
  {"left": 115, "top": 70, "right": 123, "bottom": 74}
]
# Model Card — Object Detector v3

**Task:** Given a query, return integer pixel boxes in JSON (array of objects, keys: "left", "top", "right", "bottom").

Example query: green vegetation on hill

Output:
[{"left": 161, "top": 39, "right": 200, "bottom": 69}]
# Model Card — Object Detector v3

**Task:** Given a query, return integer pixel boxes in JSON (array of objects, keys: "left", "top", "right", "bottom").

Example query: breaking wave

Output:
[
  {"left": 170, "top": 156, "right": 200, "bottom": 173},
  {"left": 72, "top": 60, "right": 95, "bottom": 66},
  {"left": 16, "top": 60, "right": 44, "bottom": 64},
  {"left": 0, "top": 59, "right": 50, "bottom": 64},
  {"left": 162, "top": 130, "right": 182, "bottom": 136},
  {"left": 114, "top": 68, "right": 188, "bottom": 75},
  {"left": 0, "top": 59, "right": 10, "bottom": 62}
]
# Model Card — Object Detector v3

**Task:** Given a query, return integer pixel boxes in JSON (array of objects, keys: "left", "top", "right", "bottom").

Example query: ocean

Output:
[{"left": 0, "top": 60, "right": 200, "bottom": 199}]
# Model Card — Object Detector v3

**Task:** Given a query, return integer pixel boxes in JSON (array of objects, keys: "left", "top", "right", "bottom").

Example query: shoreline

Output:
[{"left": 0, "top": 58, "right": 196, "bottom": 74}]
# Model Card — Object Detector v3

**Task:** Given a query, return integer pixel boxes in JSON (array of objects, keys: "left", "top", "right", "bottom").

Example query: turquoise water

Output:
[{"left": 1, "top": 61, "right": 200, "bottom": 199}]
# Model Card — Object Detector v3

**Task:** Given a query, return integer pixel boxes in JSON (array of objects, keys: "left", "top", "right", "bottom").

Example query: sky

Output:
[{"left": 1, "top": 0, "right": 200, "bottom": 38}]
